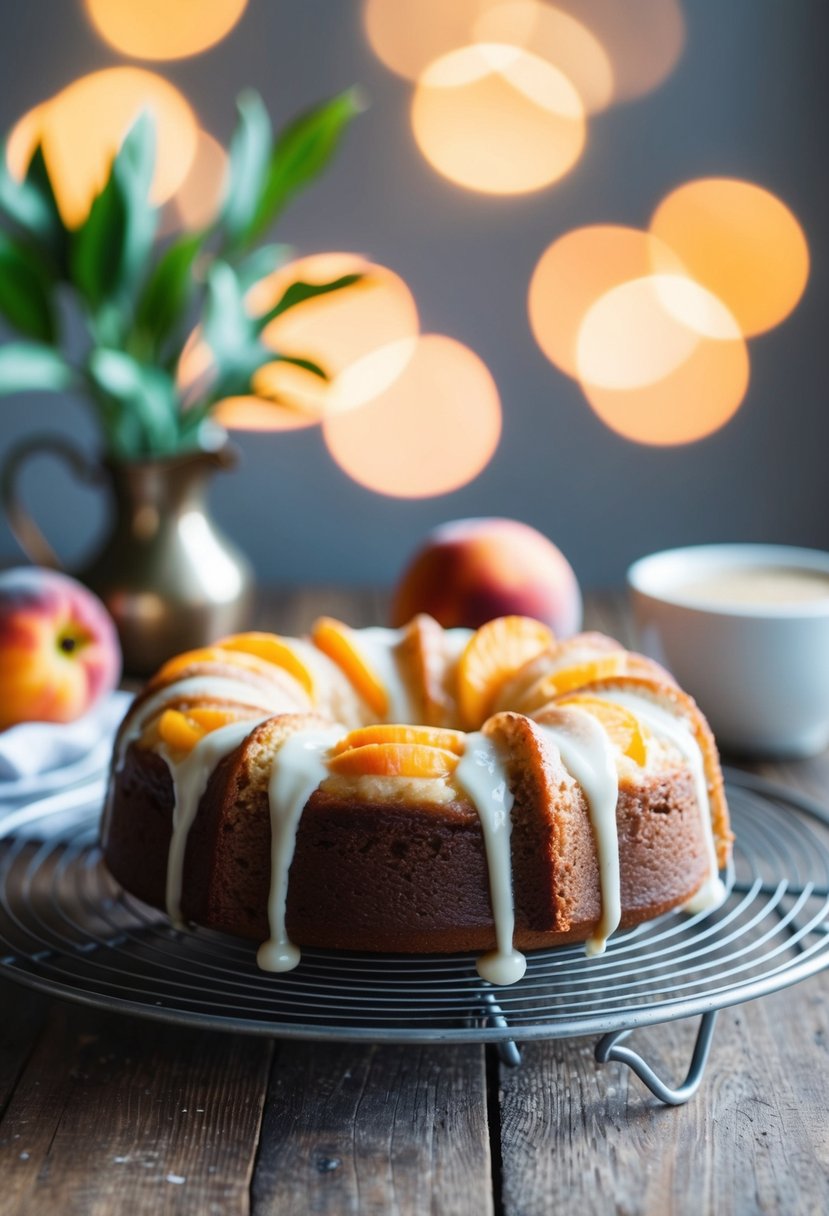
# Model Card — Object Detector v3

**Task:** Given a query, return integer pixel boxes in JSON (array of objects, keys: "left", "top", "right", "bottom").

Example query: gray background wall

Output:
[{"left": 0, "top": 0, "right": 827, "bottom": 591}]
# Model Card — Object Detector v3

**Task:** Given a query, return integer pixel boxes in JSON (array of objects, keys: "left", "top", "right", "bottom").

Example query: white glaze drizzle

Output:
[
  {"left": 164, "top": 718, "right": 268, "bottom": 926},
  {"left": 119, "top": 676, "right": 296, "bottom": 758},
  {"left": 536, "top": 710, "right": 621, "bottom": 956},
  {"left": 443, "top": 627, "right": 474, "bottom": 663},
  {"left": 348, "top": 626, "right": 414, "bottom": 722},
  {"left": 101, "top": 675, "right": 295, "bottom": 841},
  {"left": 454, "top": 733, "right": 526, "bottom": 985},
  {"left": 598, "top": 690, "right": 726, "bottom": 912},
  {"left": 257, "top": 726, "right": 344, "bottom": 973}
]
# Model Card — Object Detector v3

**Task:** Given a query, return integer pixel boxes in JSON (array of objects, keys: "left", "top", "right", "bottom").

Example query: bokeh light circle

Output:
[
  {"left": 85, "top": 0, "right": 248, "bottom": 61},
  {"left": 474, "top": 2, "right": 614, "bottom": 113},
  {"left": 411, "top": 43, "right": 586, "bottom": 195},
  {"left": 551, "top": 0, "right": 685, "bottom": 104},
  {"left": 363, "top": 0, "right": 535, "bottom": 82},
  {"left": 323, "top": 335, "right": 502, "bottom": 498},
  {"left": 577, "top": 282, "right": 749, "bottom": 446},
  {"left": 7, "top": 68, "right": 198, "bottom": 228},
  {"left": 577, "top": 274, "right": 742, "bottom": 391},
  {"left": 171, "top": 128, "right": 228, "bottom": 230},
  {"left": 650, "top": 178, "right": 810, "bottom": 337},
  {"left": 528, "top": 225, "right": 685, "bottom": 379},
  {"left": 251, "top": 253, "right": 420, "bottom": 416},
  {"left": 184, "top": 255, "right": 420, "bottom": 433},
  {"left": 213, "top": 384, "right": 323, "bottom": 433}
]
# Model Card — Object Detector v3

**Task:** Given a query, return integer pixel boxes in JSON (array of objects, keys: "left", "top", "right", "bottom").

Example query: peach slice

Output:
[
  {"left": 311, "top": 617, "right": 388, "bottom": 717},
  {"left": 555, "top": 694, "right": 651, "bottom": 765},
  {"left": 157, "top": 706, "right": 245, "bottom": 753},
  {"left": 494, "top": 632, "right": 622, "bottom": 712},
  {"left": 514, "top": 654, "right": 627, "bottom": 714},
  {"left": 331, "top": 723, "right": 466, "bottom": 756},
  {"left": 327, "top": 741, "right": 460, "bottom": 778},
  {"left": 457, "top": 615, "right": 555, "bottom": 729},
  {"left": 216, "top": 632, "right": 315, "bottom": 699},
  {"left": 565, "top": 673, "right": 732, "bottom": 868},
  {"left": 157, "top": 646, "right": 278, "bottom": 683},
  {"left": 397, "top": 613, "right": 456, "bottom": 727}
]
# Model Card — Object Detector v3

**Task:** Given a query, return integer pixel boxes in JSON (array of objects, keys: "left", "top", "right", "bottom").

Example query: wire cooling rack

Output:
[{"left": 1, "top": 769, "right": 828, "bottom": 1103}]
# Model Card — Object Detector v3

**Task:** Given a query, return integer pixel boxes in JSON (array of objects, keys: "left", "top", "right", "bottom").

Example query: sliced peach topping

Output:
[
  {"left": 457, "top": 616, "right": 555, "bottom": 729},
  {"left": 311, "top": 617, "right": 388, "bottom": 717},
  {"left": 216, "top": 632, "right": 315, "bottom": 700},
  {"left": 555, "top": 694, "right": 651, "bottom": 765},
  {"left": 331, "top": 723, "right": 466, "bottom": 756},
  {"left": 327, "top": 742, "right": 460, "bottom": 779},
  {"left": 157, "top": 707, "right": 247, "bottom": 753},
  {"left": 157, "top": 646, "right": 277, "bottom": 683},
  {"left": 515, "top": 654, "right": 626, "bottom": 714},
  {"left": 398, "top": 613, "right": 454, "bottom": 727}
]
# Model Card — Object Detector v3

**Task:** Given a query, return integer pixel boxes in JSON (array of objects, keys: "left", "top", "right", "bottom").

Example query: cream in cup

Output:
[{"left": 627, "top": 544, "right": 829, "bottom": 757}]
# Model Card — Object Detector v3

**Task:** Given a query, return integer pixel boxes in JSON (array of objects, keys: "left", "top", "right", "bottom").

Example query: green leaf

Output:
[
  {"left": 0, "top": 231, "right": 55, "bottom": 340},
  {"left": 117, "top": 108, "right": 156, "bottom": 202},
  {"left": 70, "top": 112, "right": 158, "bottom": 314},
  {"left": 0, "top": 144, "right": 59, "bottom": 249},
  {"left": 70, "top": 171, "right": 128, "bottom": 310},
  {"left": 135, "top": 230, "right": 203, "bottom": 351},
  {"left": 87, "top": 347, "right": 179, "bottom": 456},
  {"left": 219, "top": 90, "right": 273, "bottom": 249},
  {"left": 262, "top": 353, "right": 328, "bottom": 379},
  {"left": 247, "top": 88, "right": 365, "bottom": 242},
  {"left": 202, "top": 259, "right": 254, "bottom": 366},
  {"left": 233, "top": 242, "right": 290, "bottom": 293},
  {"left": 0, "top": 143, "right": 68, "bottom": 272},
  {"left": 194, "top": 259, "right": 262, "bottom": 401},
  {"left": 0, "top": 341, "right": 75, "bottom": 394},
  {"left": 255, "top": 273, "right": 363, "bottom": 331}
]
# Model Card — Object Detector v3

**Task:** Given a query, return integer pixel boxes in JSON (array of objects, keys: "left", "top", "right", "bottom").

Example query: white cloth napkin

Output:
[{"left": 0, "top": 690, "right": 133, "bottom": 787}]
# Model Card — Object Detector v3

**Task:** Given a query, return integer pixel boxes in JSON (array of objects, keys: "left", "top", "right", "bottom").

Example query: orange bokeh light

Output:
[
  {"left": 7, "top": 68, "right": 198, "bottom": 228},
  {"left": 528, "top": 225, "right": 684, "bottom": 379},
  {"left": 552, "top": 0, "right": 685, "bottom": 105},
  {"left": 474, "top": 2, "right": 614, "bottom": 113},
  {"left": 177, "top": 334, "right": 325, "bottom": 433},
  {"left": 323, "top": 335, "right": 501, "bottom": 498},
  {"left": 172, "top": 128, "right": 228, "bottom": 230},
  {"left": 363, "top": 0, "right": 534, "bottom": 82},
  {"left": 252, "top": 253, "right": 419, "bottom": 415},
  {"left": 577, "top": 282, "right": 749, "bottom": 446},
  {"left": 183, "top": 255, "right": 419, "bottom": 434},
  {"left": 85, "top": 0, "right": 248, "bottom": 61},
  {"left": 411, "top": 43, "right": 586, "bottom": 195},
  {"left": 576, "top": 275, "right": 742, "bottom": 391},
  {"left": 650, "top": 178, "right": 810, "bottom": 337},
  {"left": 213, "top": 381, "right": 322, "bottom": 434}
]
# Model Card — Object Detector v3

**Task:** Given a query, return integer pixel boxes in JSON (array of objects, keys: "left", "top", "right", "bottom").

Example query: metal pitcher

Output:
[{"left": 1, "top": 436, "right": 255, "bottom": 675}]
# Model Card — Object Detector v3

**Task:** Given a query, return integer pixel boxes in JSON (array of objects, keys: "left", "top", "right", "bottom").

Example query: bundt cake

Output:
[{"left": 102, "top": 614, "right": 731, "bottom": 986}]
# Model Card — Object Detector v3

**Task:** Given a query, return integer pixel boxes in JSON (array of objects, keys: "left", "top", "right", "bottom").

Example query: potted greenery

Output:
[{"left": 0, "top": 89, "right": 362, "bottom": 672}]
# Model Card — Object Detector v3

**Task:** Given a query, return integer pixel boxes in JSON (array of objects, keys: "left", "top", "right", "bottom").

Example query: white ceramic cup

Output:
[{"left": 627, "top": 544, "right": 829, "bottom": 757}]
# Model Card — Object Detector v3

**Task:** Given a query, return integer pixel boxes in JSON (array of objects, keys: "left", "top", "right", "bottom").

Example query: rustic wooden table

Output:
[{"left": 1, "top": 590, "right": 828, "bottom": 1216}]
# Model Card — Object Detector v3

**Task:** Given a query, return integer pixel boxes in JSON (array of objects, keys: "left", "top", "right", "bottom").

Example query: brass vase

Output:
[{"left": 1, "top": 437, "right": 255, "bottom": 675}]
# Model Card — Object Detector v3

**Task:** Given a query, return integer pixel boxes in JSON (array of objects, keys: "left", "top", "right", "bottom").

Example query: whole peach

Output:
[
  {"left": 0, "top": 567, "right": 121, "bottom": 730},
  {"left": 391, "top": 518, "right": 582, "bottom": 635}
]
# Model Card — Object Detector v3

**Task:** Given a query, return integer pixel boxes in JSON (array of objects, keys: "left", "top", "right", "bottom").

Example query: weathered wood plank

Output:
[
  {"left": 251, "top": 1042, "right": 493, "bottom": 1216},
  {"left": 0, "top": 978, "right": 49, "bottom": 1118},
  {"left": 0, "top": 1003, "right": 272, "bottom": 1216},
  {"left": 497, "top": 981, "right": 829, "bottom": 1216}
]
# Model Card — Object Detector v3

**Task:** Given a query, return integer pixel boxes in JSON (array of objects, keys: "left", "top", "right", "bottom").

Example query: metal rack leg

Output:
[
  {"left": 480, "top": 993, "right": 522, "bottom": 1067},
  {"left": 594, "top": 1009, "right": 719, "bottom": 1105}
]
